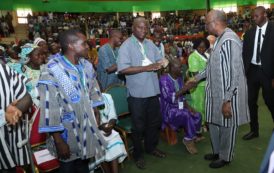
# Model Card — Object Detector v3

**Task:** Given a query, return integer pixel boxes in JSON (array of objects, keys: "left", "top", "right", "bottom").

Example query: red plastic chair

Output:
[{"left": 30, "top": 106, "right": 60, "bottom": 172}]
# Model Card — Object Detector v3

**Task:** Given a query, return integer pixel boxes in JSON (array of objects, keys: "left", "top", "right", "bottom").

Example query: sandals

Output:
[
  {"left": 135, "top": 159, "right": 146, "bottom": 169},
  {"left": 195, "top": 136, "right": 206, "bottom": 143},
  {"left": 150, "top": 148, "right": 167, "bottom": 158}
]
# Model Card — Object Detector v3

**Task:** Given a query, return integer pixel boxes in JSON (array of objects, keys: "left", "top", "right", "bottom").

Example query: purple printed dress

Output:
[{"left": 159, "top": 74, "right": 202, "bottom": 141}]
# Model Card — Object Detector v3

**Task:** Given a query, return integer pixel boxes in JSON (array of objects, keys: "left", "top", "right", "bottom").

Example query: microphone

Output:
[{"left": 262, "top": 34, "right": 265, "bottom": 38}]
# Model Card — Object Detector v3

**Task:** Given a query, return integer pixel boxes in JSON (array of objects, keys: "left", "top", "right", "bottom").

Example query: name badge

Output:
[
  {"left": 178, "top": 102, "right": 184, "bottom": 110},
  {"left": 0, "top": 110, "right": 6, "bottom": 127},
  {"left": 142, "top": 58, "right": 153, "bottom": 66}
]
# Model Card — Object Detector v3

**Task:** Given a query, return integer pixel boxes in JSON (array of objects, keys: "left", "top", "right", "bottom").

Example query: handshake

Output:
[{"left": 184, "top": 78, "right": 198, "bottom": 90}]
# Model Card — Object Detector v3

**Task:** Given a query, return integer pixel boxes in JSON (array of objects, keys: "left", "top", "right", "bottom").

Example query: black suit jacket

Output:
[{"left": 242, "top": 22, "right": 274, "bottom": 79}]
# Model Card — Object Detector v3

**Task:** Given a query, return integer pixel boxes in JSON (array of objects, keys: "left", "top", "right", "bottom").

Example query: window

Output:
[
  {"left": 17, "top": 9, "right": 32, "bottom": 24},
  {"left": 213, "top": 4, "right": 237, "bottom": 13},
  {"left": 257, "top": 1, "right": 271, "bottom": 9},
  {"left": 133, "top": 12, "right": 144, "bottom": 17},
  {"left": 152, "top": 12, "right": 161, "bottom": 19}
]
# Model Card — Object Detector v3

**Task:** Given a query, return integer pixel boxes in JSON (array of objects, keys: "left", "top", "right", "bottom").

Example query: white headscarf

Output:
[{"left": 34, "top": 37, "right": 46, "bottom": 46}]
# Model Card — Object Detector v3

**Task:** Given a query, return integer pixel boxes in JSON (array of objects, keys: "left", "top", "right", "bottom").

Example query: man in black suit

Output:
[{"left": 242, "top": 6, "right": 274, "bottom": 140}]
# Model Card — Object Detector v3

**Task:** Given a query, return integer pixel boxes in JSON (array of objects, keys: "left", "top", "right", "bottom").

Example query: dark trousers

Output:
[
  {"left": 59, "top": 159, "right": 90, "bottom": 173},
  {"left": 247, "top": 64, "right": 274, "bottom": 133},
  {"left": 2, "top": 168, "right": 16, "bottom": 173},
  {"left": 128, "top": 96, "right": 162, "bottom": 161}
]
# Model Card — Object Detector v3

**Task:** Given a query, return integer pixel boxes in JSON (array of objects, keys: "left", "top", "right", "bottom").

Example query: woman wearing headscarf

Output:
[{"left": 188, "top": 38, "right": 210, "bottom": 127}]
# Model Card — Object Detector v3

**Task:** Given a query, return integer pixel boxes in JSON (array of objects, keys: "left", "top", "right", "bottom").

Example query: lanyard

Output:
[
  {"left": 61, "top": 56, "right": 86, "bottom": 92},
  {"left": 107, "top": 43, "right": 117, "bottom": 61},
  {"left": 131, "top": 35, "right": 148, "bottom": 60},
  {"left": 157, "top": 45, "right": 163, "bottom": 57}
]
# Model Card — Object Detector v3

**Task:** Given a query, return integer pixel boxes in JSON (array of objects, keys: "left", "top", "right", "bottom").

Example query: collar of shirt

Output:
[
  {"left": 131, "top": 34, "right": 148, "bottom": 44},
  {"left": 131, "top": 34, "right": 150, "bottom": 61},
  {"left": 257, "top": 21, "right": 268, "bottom": 35}
]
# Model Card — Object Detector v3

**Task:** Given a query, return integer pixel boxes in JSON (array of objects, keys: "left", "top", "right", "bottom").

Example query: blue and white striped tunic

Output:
[{"left": 38, "top": 55, "right": 107, "bottom": 162}]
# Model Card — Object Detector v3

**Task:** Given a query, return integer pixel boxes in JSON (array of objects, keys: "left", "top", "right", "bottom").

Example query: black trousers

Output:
[
  {"left": 2, "top": 168, "right": 16, "bottom": 173},
  {"left": 128, "top": 96, "right": 162, "bottom": 161},
  {"left": 59, "top": 159, "right": 90, "bottom": 173},
  {"left": 247, "top": 64, "right": 274, "bottom": 133}
]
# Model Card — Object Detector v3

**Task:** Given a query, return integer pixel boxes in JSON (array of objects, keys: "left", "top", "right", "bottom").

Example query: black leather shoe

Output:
[
  {"left": 209, "top": 159, "right": 230, "bottom": 168},
  {"left": 204, "top": 153, "right": 219, "bottom": 161},
  {"left": 242, "top": 131, "right": 259, "bottom": 140}
]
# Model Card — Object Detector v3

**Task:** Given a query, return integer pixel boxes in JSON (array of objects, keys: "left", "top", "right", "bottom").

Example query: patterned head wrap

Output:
[
  {"left": 34, "top": 37, "right": 46, "bottom": 46},
  {"left": 0, "top": 45, "right": 5, "bottom": 52},
  {"left": 19, "top": 43, "right": 38, "bottom": 64}
]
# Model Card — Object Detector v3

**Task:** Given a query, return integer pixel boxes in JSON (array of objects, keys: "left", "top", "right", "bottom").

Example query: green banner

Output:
[{"left": 0, "top": 0, "right": 273, "bottom": 12}]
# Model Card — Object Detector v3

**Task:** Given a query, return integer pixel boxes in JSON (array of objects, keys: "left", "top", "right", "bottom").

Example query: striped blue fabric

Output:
[{"left": 38, "top": 55, "right": 107, "bottom": 162}]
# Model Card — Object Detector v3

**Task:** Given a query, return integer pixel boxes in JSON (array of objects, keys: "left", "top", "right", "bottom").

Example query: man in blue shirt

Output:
[
  {"left": 97, "top": 30, "right": 123, "bottom": 90},
  {"left": 117, "top": 17, "right": 166, "bottom": 169}
]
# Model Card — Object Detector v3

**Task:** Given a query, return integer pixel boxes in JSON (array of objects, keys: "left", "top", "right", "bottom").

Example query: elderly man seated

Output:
[{"left": 159, "top": 58, "right": 203, "bottom": 154}]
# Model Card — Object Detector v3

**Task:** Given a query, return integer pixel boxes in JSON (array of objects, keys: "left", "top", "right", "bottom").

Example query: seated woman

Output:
[
  {"left": 90, "top": 93, "right": 127, "bottom": 173},
  {"left": 159, "top": 58, "right": 203, "bottom": 154}
]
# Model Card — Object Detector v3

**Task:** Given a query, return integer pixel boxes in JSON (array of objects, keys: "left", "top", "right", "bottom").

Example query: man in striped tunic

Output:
[
  {"left": 0, "top": 64, "right": 33, "bottom": 173},
  {"left": 193, "top": 10, "right": 250, "bottom": 168}
]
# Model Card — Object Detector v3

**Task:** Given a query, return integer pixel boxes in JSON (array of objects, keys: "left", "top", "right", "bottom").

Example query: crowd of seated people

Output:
[{"left": 23, "top": 8, "right": 274, "bottom": 43}]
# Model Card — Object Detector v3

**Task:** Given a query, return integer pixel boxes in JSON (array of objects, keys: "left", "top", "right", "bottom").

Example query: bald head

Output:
[
  {"left": 169, "top": 58, "right": 182, "bottom": 77},
  {"left": 207, "top": 10, "right": 227, "bottom": 24},
  {"left": 206, "top": 10, "right": 227, "bottom": 36},
  {"left": 255, "top": 6, "right": 266, "bottom": 14},
  {"left": 132, "top": 17, "right": 149, "bottom": 42},
  {"left": 133, "top": 17, "right": 149, "bottom": 28},
  {"left": 253, "top": 6, "right": 267, "bottom": 27},
  {"left": 169, "top": 58, "right": 181, "bottom": 69}
]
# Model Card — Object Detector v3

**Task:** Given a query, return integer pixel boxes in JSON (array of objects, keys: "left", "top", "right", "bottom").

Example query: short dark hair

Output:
[
  {"left": 58, "top": 29, "right": 83, "bottom": 54},
  {"left": 193, "top": 38, "right": 210, "bottom": 50},
  {"left": 109, "top": 29, "right": 121, "bottom": 38}
]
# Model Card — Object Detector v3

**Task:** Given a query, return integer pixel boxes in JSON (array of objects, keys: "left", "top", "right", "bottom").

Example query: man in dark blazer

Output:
[{"left": 242, "top": 6, "right": 274, "bottom": 140}]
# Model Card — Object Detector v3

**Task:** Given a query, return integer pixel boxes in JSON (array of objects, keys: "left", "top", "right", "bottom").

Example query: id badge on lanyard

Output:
[
  {"left": 134, "top": 37, "right": 153, "bottom": 66},
  {"left": 178, "top": 102, "right": 184, "bottom": 110}
]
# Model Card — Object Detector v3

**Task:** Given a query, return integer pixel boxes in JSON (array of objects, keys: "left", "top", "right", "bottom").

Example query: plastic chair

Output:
[{"left": 29, "top": 106, "right": 60, "bottom": 172}]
